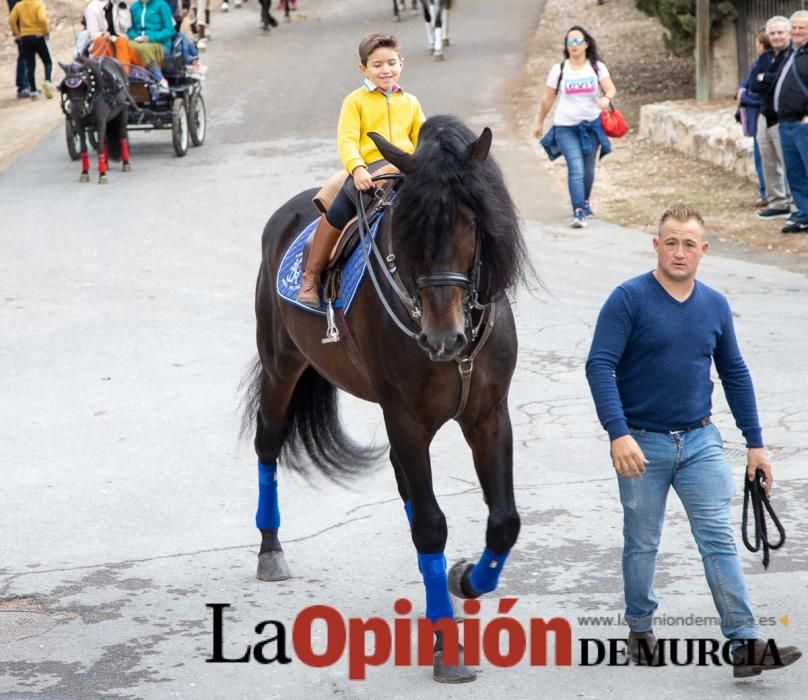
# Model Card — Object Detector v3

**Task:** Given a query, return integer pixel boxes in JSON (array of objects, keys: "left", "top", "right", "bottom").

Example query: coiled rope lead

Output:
[{"left": 741, "top": 468, "right": 785, "bottom": 569}]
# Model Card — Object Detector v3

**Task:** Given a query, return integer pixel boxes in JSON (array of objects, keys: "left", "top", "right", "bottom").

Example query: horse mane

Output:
[{"left": 391, "top": 114, "right": 531, "bottom": 297}]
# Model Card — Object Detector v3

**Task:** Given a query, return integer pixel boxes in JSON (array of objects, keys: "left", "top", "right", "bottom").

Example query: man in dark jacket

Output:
[
  {"left": 7, "top": 0, "right": 28, "bottom": 97},
  {"left": 775, "top": 11, "right": 808, "bottom": 233},
  {"left": 749, "top": 16, "right": 792, "bottom": 219}
]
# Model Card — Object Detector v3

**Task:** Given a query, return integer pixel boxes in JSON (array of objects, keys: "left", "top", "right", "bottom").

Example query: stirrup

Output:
[{"left": 321, "top": 300, "right": 340, "bottom": 344}]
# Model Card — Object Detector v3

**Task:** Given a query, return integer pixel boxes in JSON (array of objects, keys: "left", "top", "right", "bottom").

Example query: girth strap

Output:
[{"left": 453, "top": 302, "right": 497, "bottom": 420}]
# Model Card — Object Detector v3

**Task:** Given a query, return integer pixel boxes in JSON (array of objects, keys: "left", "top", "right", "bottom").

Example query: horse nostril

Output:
[
  {"left": 417, "top": 332, "right": 431, "bottom": 351},
  {"left": 453, "top": 332, "right": 467, "bottom": 351}
]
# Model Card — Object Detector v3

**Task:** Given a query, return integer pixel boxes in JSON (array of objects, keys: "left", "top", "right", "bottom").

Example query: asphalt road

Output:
[{"left": 2, "top": 1, "right": 807, "bottom": 698}]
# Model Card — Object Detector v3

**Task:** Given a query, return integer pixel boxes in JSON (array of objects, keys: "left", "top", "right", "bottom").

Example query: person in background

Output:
[
  {"left": 7, "top": 0, "right": 29, "bottom": 98},
  {"left": 128, "top": 0, "right": 174, "bottom": 89},
  {"left": 774, "top": 10, "right": 808, "bottom": 233},
  {"left": 7, "top": 0, "right": 53, "bottom": 100},
  {"left": 749, "top": 15, "right": 793, "bottom": 221},
  {"left": 533, "top": 25, "right": 617, "bottom": 229},
  {"left": 737, "top": 30, "right": 770, "bottom": 208}
]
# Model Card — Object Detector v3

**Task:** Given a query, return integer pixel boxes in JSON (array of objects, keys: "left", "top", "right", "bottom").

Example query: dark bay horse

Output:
[
  {"left": 59, "top": 56, "right": 134, "bottom": 184},
  {"left": 242, "top": 115, "right": 529, "bottom": 682}
]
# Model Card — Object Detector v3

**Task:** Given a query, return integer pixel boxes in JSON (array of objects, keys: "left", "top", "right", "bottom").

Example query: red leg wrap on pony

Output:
[
  {"left": 98, "top": 152, "right": 108, "bottom": 175},
  {"left": 81, "top": 152, "right": 90, "bottom": 172},
  {"left": 121, "top": 139, "right": 130, "bottom": 162}
]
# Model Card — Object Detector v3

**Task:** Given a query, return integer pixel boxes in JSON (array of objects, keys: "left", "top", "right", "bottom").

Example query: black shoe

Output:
[
  {"left": 731, "top": 639, "right": 801, "bottom": 678},
  {"left": 628, "top": 630, "right": 664, "bottom": 666},
  {"left": 756, "top": 207, "right": 791, "bottom": 220},
  {"left": 269, "top": 14, "right": 279, "bottom": 27},
  {"left": 781, "top": 220, "right": 808, "bottom": 233},
  {"left": 786, "top": 211, "right": 797, "bottom": 224}
]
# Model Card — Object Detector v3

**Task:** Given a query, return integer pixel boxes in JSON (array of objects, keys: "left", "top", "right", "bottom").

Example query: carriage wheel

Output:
[
  {"left": 189, "top": 93, "right": 206, "bottom": 147},
  {"left": 171, "top": 98, "right": 190, "bottom": 157},
  {"left": 65, "top": 120, "right": 81, "bottom": 161}
]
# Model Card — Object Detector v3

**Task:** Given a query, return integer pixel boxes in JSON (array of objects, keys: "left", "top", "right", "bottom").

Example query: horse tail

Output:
[
  {"left": 106, "top": 113, "right": 125, "bottom": 160},
  {"left": 240, "top": 357, "right": 384, "bottom": 483}
]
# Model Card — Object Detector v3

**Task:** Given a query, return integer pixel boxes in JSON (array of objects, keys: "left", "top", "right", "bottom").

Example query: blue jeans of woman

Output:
[
  {"left": 617, "top": 423, "right": 758, "bottom": 641},
  {"left": 554, "top": 124, "right": 597, "bottom": 212}
]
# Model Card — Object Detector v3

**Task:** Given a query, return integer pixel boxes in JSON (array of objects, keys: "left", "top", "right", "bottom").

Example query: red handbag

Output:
[{"left": 601, "top": 105, "right": 629, "bottom": 138}]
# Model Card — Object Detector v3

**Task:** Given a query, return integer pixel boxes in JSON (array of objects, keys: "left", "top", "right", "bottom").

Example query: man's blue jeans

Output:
[
  {"left": 779, "top": 120, "right": 808, "bottom": 222},
  {"left": 554, "top": 125, "right": 597, "bottom": 212},
  {"left": 617, "top": 423, "right": 759, "bottom": 641}
]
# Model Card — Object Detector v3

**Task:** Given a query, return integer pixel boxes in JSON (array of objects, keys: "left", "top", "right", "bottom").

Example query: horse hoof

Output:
[
  {"left": 433, "top": 648, "right": 477, "bottom": 683},
  {"left": 256, "top": 550, "right": 291, "bottom": 581},
  {"left": 434, "top": 52, "right": 445, "bottom": 62},
  {"left": 122, "top": 163, "right": 132, "bottom": 172},
  {"left": 98, "top": 174, "right": 108, "bottom": 185},
  {"left": 448, "top": 559, "right": 476, "bottom": 599},
  {"left": 79, "top": 173, "right": 89, "bottom": 183}
]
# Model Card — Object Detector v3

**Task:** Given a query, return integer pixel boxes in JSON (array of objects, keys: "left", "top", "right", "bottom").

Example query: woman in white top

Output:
[{"left": 533, "top": 26, "right": 617, "bottom": 228}]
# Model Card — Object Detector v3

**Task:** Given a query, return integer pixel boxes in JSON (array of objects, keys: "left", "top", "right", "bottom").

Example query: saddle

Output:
[{"left": 304, "top": 163, "right": 400, "bottom": 276}]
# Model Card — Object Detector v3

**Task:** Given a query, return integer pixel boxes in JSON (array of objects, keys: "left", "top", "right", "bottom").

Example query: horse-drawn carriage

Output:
[{"left": 63, "top": 46, "right": 206, "bottom": 176}]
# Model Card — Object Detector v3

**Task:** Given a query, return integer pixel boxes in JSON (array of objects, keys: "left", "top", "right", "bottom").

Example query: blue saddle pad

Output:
[{"left": 276, "top": 213, "right": 384, "bottom": 315}]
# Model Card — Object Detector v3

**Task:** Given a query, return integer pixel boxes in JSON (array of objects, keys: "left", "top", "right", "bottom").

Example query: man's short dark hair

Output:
[
  {"left": 358, "top": 33, "right": 401, "bottom": 65},
  {"left": 658, "top": 203, "right": 705, "bottom": 234}
]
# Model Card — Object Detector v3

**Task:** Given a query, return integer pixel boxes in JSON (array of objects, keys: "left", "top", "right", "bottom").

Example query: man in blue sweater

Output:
[{"left": 586, "top": 203, "right": 801, "bottom": 676}]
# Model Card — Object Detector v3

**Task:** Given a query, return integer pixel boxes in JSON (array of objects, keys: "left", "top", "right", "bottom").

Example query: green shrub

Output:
[{"left": 635, "top": 0, "right": 737, "bottom": 56}]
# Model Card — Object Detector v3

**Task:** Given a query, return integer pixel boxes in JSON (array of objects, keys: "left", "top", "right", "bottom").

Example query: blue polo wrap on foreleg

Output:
[
  {"left": 470, "top": 547, "right": 510, "bottom": 595},
  {"left": 417, "top": 552, "right": 453, "bottom": 622},
  {"left": 403, "top": 500, "right": 413, "bottom": 525},
  {"left": 255, "top": 461, "right": 280, "bottom": 530}
]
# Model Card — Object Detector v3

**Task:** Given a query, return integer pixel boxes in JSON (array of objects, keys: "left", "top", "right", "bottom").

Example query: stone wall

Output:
[{"left": 638, "top": 100, "right": 756, "bottom": 183}]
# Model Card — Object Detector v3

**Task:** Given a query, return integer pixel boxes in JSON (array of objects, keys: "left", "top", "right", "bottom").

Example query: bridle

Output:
[
  {"left": 60, "top": 66, "right": 98, "bottom": 120},
  {"left": 352, "top": 172, "right": 497, "bottom": 419},
  {"left": 355, "top": 173, "right": 489, "bottom": 343}
]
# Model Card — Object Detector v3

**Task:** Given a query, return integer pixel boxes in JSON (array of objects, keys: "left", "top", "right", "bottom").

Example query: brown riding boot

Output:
[{"left": 296, "top": 216, "right": 342, "bottom": 308}]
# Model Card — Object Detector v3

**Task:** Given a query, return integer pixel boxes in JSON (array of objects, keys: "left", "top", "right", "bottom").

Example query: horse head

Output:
[
  {"left": 369, "top": 117, "right": 525, "bottom": 362},
  {"left": 58, "top": 59, "right": 99, "bottom": 119}
]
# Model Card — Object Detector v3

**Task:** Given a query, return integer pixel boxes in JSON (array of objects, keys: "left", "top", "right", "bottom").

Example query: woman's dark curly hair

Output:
[{"left": 563, "top": 25, "right": 603, "bottom": 74}]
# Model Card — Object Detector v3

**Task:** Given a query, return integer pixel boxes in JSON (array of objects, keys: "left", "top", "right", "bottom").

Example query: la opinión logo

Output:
[{"left": 204, "top": 600, "right": 788, "bottom": 679}]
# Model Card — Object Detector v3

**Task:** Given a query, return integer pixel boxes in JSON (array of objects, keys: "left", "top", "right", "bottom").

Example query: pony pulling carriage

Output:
[
  {"left": 242, "top": 115, "right": 530, "bottom": 682},
  {"left": 61, "top": 42, "right": 207, "bottom": 182}
]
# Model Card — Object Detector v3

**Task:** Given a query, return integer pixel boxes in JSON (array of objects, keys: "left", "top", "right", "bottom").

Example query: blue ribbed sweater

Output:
[{"left": 585, "top": 272, "right": 763, "bottom": 447}]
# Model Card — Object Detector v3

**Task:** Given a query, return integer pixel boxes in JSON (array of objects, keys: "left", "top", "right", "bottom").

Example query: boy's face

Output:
[{"left": 360, "top": 47, "right": 403, "bottom": 92}]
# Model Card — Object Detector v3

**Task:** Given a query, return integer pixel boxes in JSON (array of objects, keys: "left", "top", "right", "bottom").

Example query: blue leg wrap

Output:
[
  {"left": 255, "top": 461, "right": 280, "bottom": 530},
  {"left": 418, "top": 552, "right": 453, "bottom": 623},
  {"left": 470, "top": 547, "right": 510, "bottom": 595},
  {"left": 403, "top": 500, "right": 413, "bottom": 525}
]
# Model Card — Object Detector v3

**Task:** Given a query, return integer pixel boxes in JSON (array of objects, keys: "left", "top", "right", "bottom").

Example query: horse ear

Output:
[
  {"left": 367, "top": 131, "right": 414, "bottom": 173},
  {"left": 467, "top": 127, "right": 492, "bottom": 162},
  {"left": 59, "top": 62, "right": 71, "bottom": 73}
]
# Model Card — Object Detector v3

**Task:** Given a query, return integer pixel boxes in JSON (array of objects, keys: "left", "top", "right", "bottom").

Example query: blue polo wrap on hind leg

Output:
[
  {"left": 255, "top": 461, "right": 280, "bottom": 530},
  {"left": 418, "top": 552, "right": 453, "bottom": 622},
  {"left": 470, "top": 547, "right": 510, "bottom": 595}
]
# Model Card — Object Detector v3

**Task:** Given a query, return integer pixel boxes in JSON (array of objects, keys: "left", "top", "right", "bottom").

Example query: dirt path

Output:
[{"left": 511, "top": 0, "right": 808, "bottom": 271}]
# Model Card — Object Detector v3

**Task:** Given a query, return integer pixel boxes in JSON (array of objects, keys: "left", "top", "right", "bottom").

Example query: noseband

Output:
[{"left": 60, "top": 67, "right": 97, "bottom": 119}]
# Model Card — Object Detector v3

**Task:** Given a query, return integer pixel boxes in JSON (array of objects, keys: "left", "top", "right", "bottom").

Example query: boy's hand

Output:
[{"left": 352, "top": 166, "right": 374, "bottom": 192}]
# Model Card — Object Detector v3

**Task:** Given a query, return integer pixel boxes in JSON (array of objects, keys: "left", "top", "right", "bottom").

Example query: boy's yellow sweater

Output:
[
  {"left": 8, "top": 0, "right": 50, "bottom": 38},
  {"left": 337, "top": 85, "right": 426, "bottom": 175}
]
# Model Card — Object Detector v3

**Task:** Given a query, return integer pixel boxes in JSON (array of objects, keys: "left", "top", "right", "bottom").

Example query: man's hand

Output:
[
  {"left": 747, "top": 447, "right": 773, "bottom": 495},
  {"left": 352, "top": 165, "right": 374, "bottom": 191},
  {"left": 610, "top": 434, "right": 649, "bottom": 479}
]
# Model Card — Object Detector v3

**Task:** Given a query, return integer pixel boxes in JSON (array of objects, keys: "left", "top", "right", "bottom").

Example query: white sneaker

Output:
[
  {"left": 42, "top": 80, "right": 54, "bottom": 99},
  {"left": 221, "top": 1, "right": 229, "bottom": 10},
  {"left": 197, "top": 38, "right": 207, "bottom": 50},
  {"left": 235, "top": 0, "right": 242, "bottom": 7}
]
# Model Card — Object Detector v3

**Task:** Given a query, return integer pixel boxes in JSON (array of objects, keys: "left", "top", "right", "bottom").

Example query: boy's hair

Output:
[
  {"left": 358, "top": 33, "right": 401, "bottom": 65},
  {"left": 658, "top": 203, "right": 705, "bottom": 234}
]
